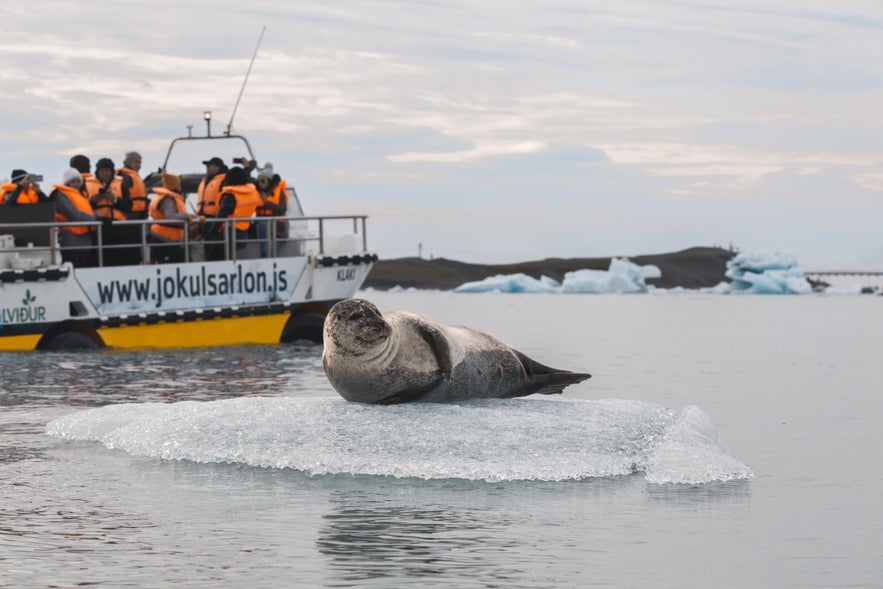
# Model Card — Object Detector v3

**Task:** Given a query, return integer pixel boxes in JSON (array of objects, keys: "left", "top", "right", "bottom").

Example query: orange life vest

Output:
[
  {"left": 82, "top": 173, "right": 100, "bottom": 197},
  {"left": 149, "top": 188, "right": 187, "bottom": 241},
  {"left": 117, "top": 167, "right": 148, "bottom": 215},
  {"left": 0, "top": 183, "right": 40, "bottom": 204},
  {"left": 0, "top": 183, "right": 12, "bottom": 203},
  {"left": 256, "top": 180, "right": 288, "bottom": 217},
  {"left": 220, "top": 184, "right": 261, "bottom": 231},
  {"left": 197, "top": 173, "right": 225, "bottom": 217},
  {"left": 87, "top": 176, "right": 126, "bottom": 220},
  {"left": 54, "top": 184, "right": 94, "bottom": 235}
]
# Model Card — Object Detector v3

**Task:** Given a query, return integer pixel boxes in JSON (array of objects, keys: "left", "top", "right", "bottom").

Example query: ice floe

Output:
[{"left": 46, "top": 396, "right": 753, "bottom": 485}]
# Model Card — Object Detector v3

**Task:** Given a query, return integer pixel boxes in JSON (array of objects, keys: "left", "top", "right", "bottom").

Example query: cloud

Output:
[
  {"left": 851, "top": 172, "right": 883, "bottom": 192},
  {"left": 2, "top": 1, "right": 883, "bottom": 266},
  {"left": 388, "top": 140, "right": 545, "bottom": 163},
  {"left": 472, "top": 31, "right": 581, "bottom": 51}
]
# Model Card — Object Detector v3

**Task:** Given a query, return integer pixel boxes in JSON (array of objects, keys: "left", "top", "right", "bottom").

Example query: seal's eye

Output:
[{"left": 349, "top": 312, "right": 364, "bottom": 321}]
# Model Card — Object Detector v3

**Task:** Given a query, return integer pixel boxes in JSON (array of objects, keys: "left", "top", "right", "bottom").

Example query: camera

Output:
[
  {"left": 233, "top": 157, "right": 245, "bottom": 164},
  {"left": 29, "top": 174, "right": 43, "bottom": 182}
]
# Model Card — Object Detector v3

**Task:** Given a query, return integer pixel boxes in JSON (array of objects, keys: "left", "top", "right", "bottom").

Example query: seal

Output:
[{"left": 322, "top": 298, "right": 591, "bottom": 404}]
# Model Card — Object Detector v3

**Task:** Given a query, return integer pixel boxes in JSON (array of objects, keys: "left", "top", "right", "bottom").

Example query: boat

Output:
[{"left": 0, "top": 120, "right": 376, "bottom": 351}]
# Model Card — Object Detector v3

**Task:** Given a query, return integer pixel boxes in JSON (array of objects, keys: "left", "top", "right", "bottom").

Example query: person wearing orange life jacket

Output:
[
  {"left": 254, "top": 163, "right": 289, "bottom": 257},
  {"left": 1, "top": 169, "right": 49, "bottom": 205},
  {"left": 87, "top": 158, "right": 129, "bottom": 220},
  {"left": 88, "top": 158, "right": 135, "bottom": 266},
  {"left": 205, "top": 166, "right": 261, "bottom": 261},
  {"left": 69, "top": 154, "right": 98, "bottom": 197},
  {"left": 117, "top": 151, "right": 150, "bottom": 220},
  {"left": 196, "top": 156, "right": 227, "bottom": 219},
  {"left": 50, "top": 168, "right": 97, "bottom": 268},
  {"left": 148, "top": 173, "right": 194, "bottom": 264}
]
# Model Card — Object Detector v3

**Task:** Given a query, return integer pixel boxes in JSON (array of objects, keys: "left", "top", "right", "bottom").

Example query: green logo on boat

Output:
[{"left": 2, "top": 289, "right": 47, "bottom": 326}]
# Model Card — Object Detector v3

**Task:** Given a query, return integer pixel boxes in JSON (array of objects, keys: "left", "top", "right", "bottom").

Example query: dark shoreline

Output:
[{"left": 363, "top": 246, "right": 736, "bottom": 291}]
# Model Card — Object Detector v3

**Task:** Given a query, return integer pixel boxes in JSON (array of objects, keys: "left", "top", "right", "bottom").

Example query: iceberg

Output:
[
  {"left": 454, "top": 258, "right": 661, "bottom": 294},
  {"left": 453, "top": 273, "right": 560, "bottom": 293},
  {"left": 724, "top": 252, "right": 811, "bottom": 295},
  {"left": 562, "top": 258, "right": 660, "bottom": 294},
  {"left": 46, "top": 396, "right": 754, "bottom": 485},
  {"left": 451, "top": 252, "right": 815, "bottom": 295}
]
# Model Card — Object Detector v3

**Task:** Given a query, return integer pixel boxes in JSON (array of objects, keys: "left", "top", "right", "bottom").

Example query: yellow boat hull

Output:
[{"left": 97, "top": 312, "right": 291, "bottom": 349}]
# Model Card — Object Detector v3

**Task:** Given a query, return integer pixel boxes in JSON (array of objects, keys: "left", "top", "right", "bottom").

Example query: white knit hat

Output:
[
  {"left": 257, "top": 163, "right": 274, "bottom": 179},
  {"left": 62, "top": 167, "right": 83, "bottom": 186}
]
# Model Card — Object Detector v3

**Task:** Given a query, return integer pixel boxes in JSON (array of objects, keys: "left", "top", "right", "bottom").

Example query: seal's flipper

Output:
[
  {"left": 512, "top": 350, "right": 591, "bottom": 396},
  {"left": 409, "top": 318, "right": 454, "bottom": 379}
]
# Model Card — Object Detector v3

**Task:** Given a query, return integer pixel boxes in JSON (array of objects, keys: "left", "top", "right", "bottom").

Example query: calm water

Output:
[{"left": 1, "top": 291, "right": 881, "bottom": 588}]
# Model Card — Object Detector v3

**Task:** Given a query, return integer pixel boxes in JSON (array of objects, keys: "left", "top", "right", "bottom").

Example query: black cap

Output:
[
  {"left": 202, "top": 157, "right": 224, "bottom": 167},
  {"left": 10, "top": 169, "right": 27, "bottom": 182},
  {"left": 69, "top": 155, "right": 90, "bottom": 174}
]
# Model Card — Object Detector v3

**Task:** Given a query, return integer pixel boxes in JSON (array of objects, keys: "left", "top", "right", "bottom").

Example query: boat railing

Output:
[{"left": 0, "top": 214, "right": 369, "bottom": 269}]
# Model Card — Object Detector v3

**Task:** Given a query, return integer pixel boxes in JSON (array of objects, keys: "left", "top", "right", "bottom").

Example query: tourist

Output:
[
  {"left": 254, "top": 163, "right": 289, "bottom": 257},
  {"left": 69, "top": 154, "right": 98, "bottom": 196},
  {"left": 88, "top": 158, "right": 135, "bottom": 266},
  {"left": 196, "top": 156, "right": 227, "bottom": 219},
  {"left": 117, "top": 151, "right": 150, "bottom": 220},
  {"left": 87, "top": 158, "right": 128, "bottom": 220},
  {"left": 148, "top": 173, "right": 193, "bottom": 264},
  {"left": 1, "top": 169, "right": 49, "bottom": 205},
  {"left": 51, "top": 168, "right": 96, "bottom": 267},
  {"left": 205, "top": 166, "right": 260, "bottom": 261}
]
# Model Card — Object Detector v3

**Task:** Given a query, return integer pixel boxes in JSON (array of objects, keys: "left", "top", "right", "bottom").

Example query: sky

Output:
[{"left": 2, "top": 1, "right": 882, "bottom": 268}]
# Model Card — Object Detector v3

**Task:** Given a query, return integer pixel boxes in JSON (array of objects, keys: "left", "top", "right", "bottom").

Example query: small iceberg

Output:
[
  {"left": 561, "top": 258, "right": 661, "bottom": 294},
  {"left": 453, "top": 273, "right": 560, "bottom": 293},
  {"left": 724, "top": 252, "right": 811, "bottom": 294},
  {"left": 454, "top": 258, "right": 660, "bottom": 294}
]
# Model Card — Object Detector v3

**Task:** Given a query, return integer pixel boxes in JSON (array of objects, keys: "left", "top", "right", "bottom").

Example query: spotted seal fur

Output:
[{"left": 322, "top": 298, "right": 591, "bottom": 404}]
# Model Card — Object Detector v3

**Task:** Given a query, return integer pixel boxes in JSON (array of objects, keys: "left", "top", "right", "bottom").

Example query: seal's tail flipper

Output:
[{"left": 513, "top": 350, "right": 591, "bottom": 397}]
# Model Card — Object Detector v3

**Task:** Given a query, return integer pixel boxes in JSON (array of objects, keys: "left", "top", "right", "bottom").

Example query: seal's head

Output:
[{"left": 324, "top": 299, "right": 391, "bottom": 356}]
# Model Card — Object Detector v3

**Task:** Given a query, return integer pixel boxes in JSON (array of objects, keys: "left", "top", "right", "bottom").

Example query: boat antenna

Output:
[{"left": 225, "top": 25, "right": 266, "bottom": 136}]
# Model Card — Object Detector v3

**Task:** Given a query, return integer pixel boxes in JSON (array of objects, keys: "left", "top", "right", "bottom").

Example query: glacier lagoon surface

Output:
[{"left": 2, "top": 291, "right": 881, "bottom": 588}]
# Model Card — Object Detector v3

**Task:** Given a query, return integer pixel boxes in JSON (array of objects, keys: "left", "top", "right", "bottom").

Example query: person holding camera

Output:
[
  {"left": 254, "top": 163, "right": 289, "bottom": 257},
  {"left": 2, "top": 169, "right": 49, "bottom": 205},
  {"left": 87, "top": 159, "right": 126, "bottom": 216},
  {"left": 87, "top": 158, "right": 135, "bottom": 266}
]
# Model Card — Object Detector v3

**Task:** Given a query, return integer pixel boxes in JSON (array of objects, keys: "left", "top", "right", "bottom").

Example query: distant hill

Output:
[{"left": 363, "top": 246, "right": 736, "bottom": 291}]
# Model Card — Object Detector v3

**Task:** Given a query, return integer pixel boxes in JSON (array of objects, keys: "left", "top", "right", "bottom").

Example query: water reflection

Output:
[
  {"left": 0, "top": 344, "right": 328, "bottom": 408},
  {"left": 317, "top": 485, "right": 523, "bottom": 584},
  {"left": 646, "top": 479, "right": 752, "bottom": 505}
]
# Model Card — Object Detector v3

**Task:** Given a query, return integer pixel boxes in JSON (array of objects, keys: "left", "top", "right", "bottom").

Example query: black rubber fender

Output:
[{"left": 280, "top": 312, "right": 326, "bottom": 344}]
